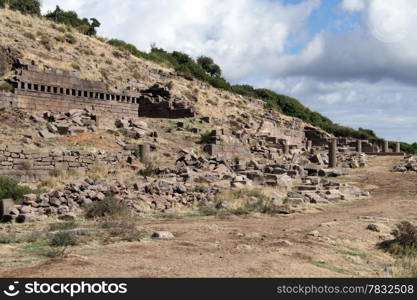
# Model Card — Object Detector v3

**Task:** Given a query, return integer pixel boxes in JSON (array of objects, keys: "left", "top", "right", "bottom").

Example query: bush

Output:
[
  {"left": 85, "top": 196, "right": 130, "bottom": 219},
  {"left": 23, "top": 31, "right": 35, "bottom": 40},
  {"left": 379, "top": 222, "right": 417, "bottom": 256},
  {"left": 0, "top": 0, "right": 5, "bottom": 8},
  {"left": 112, "top": 50, "right": 123, "bottom": 58},
  {"left": 45, "top": 6, "right": 101, "bottom": 36},
  {"left": 198, "top": 131, "right": 213, "bottom": 144},
  {"left": 9, "top": 0, "right": 41, "bottom": 16},
  {"left": 0, "top": 176, "right": 42, "bottom": 204},
  {"left": 0, "top": 82, "right": 13, "bottom": 92},
  {"left": 39, "top": 35, "right": 50, "bottom": 47},
  {"left": 49, "top": 231, "right": 78, "bottom": 247},
  {"left": 197, "top": 56, "right": 222, "bottom": 77},
  {"left": 101, "top": 220, "right": 143, "bottom": 242},
  {"left": 64, "top": 33, "right": 76, "bottom": 44}
]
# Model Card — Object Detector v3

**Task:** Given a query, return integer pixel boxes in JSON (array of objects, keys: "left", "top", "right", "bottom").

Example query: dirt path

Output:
[{"left": 2, "top": 156, "right": 416, "bottom": 278}]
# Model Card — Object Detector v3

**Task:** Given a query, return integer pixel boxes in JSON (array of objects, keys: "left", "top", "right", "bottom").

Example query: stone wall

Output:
[
  {"left": 257, "top": 119, "right": 305, "bottom": 146},
  {"left": 13, "top": 90, "right": 138, "bottom": 118},
  {"left": 0, "top": 145, "right": 130, "bottom": 183},
  {"left": 204, "top": 143, "right": 250, "bottom": 161},
  {"left": 8, "top": 68, "right": 140, "bottom": 118}
]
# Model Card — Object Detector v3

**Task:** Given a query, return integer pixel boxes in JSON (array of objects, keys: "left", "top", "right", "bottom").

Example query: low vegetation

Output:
[
  {"left": 85, "top": 196, "right": 130, "bottom": 219},
  {"left": 0, "top": 176, "right": 43, "bottom": 204},
  {"left": 379, "top": 222, "right": 417, "bottom": 277},
  {"left": 1, "top": 1, "right": 415, "bottom": 151},
  {"left": 198, "top": 189, "right": 281, "bottom": 217},
  {"left": 44, "top": 5, "right": 100, "bottom": 36},
  {"left": 0, "top": 81, "right": 13, "bottom": 92}
]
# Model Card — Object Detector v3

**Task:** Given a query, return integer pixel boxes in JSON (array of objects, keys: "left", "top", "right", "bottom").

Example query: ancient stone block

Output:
[{"left": 0, "top": 199, "right": 15, "bottom": 217}]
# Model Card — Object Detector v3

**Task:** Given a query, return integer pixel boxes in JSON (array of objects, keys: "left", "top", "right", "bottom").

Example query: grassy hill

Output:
[{"left": 0, "top": 2, "right": 416, "bottom": 153}]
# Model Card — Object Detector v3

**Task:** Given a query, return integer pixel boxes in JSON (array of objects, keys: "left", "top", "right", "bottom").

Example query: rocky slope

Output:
[{"left": 0, "top": 8, "right": 371, "bottom": 223}]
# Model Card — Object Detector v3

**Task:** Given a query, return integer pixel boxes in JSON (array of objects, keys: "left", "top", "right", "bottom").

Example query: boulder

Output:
[{"left": 0, "top": 199, "right": 15, "bottom": 217}]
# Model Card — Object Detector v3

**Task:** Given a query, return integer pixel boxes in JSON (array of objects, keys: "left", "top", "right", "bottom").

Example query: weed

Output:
[
  {"left": 198, "top": 131, "right": 213, "bottom": 144},
  {"left": 379, "top": 222, "right": 417, "bottom": 256},
  {"left": 85, "top": 197, "right": 130, "bottom": 219},
  {"left": 49, "top": 231, "right": 79, "bottom": 247},
  {"left": 0, "top": 176, "right": 44, "bottom": 204},
  {"left": 0, "top": 82, "right": 13, "bottom": 92},
  {"left": 23, "top": 32, "right": 35, "bottom": 40}
]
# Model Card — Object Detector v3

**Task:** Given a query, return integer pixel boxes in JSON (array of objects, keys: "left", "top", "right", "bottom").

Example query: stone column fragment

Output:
[
  {"left": 328, "top": 139, "right": 337, "bottom": 168},
  {"left": 138, "top": 143, "right": 150, "bottom": 164},
  {"left": 356, "top": 140, "right": 362, "bottom": 153},
  {"left": 383, "top": 140, "right": 389, "bottom": 153}
]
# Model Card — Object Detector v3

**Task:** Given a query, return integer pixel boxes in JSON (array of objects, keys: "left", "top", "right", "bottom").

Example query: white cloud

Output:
[
  {"left": 42, "top": 0, "right": 321, "bottom": 81},
  {"left": 341, "top": 0, "right": 366, "bottom": 12},
  {"left": 39, "top": 0, "right": 417, "bottom": 143}
]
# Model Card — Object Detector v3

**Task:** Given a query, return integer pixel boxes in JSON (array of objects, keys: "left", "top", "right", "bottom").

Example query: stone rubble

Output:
[
  {"left": 34, "top": 108, "right": 100, "bottom": 137},
  {"left": 393, "top": 156, "right": 417, "bottom": 173}
]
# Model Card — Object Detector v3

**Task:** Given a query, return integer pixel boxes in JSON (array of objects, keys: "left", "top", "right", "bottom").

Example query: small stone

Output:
[
  {"left": 151, "top": 231, "right": 175, "bottom": 240},
  {"left": 308, "top": 230, "right": 320, "bottom": 237},
  {"left": 367, "top": 224, "right": 380, "bottom": 232},
  {"left": 0, "top": 199, "right": 15, "bottom": 217},
  {"left": 23, "top": 194, "right": 37, "bottom": 204},
  {"left": 16, "top": 214, "right": 33, "bottom": 223}
]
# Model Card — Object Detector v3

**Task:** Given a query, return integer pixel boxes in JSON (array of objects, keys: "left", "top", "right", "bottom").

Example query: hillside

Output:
[{"left": 0, "top": 5, "right": 416, "bottom": 279}]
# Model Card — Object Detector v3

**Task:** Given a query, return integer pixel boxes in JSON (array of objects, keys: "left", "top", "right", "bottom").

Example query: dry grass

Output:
[{"left": 0, "top": 8, "right": 281, "bottom": 127}]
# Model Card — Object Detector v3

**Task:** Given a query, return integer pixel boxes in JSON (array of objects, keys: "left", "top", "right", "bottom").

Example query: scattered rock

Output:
[
  {"left": 367, "top": 224, "right": 380, "bottom": 232},
  {"left": 151, "top": 231, "right": 175, "bottom": 240}
]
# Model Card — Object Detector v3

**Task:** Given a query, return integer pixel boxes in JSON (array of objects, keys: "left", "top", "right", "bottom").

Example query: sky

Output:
[{"left": 41, "top": 0, "right": 417, "bottom": 143}]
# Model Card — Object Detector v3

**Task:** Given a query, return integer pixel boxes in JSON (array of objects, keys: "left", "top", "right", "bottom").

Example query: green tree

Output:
[
  {"left": 172, "top": 51, "right": 192, "bottom": 64},
  {"left": 86, "top": 18, "right": 100, "bottom": 36},
  {"left": 197, "top": 56, "right": 222, "bottom": 77},
  {"left": 0, "top": 0, "right": 5, "bottom": 9},
  {"left": 45, "top": 6, "right": 101, "bottom": 36},
  {"left": 9, "top": 0, "right": 41, "bottom": 15}
]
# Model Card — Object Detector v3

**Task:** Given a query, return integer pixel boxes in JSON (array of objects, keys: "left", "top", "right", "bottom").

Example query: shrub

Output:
[
  {"left": 9, "top": 0, "right": 41, "bottom": 16},
  {"left": 54, "top": 35, "right": 65, "bottom": 43},
  {"left": 45, "top": 6, "right": 101, "bottom": 36},
  {"left": 197, "top": 56, "right": 222, "bottom": 77},
  {"left": 112, "top": 50, "right": 123, "bottom": 58},
  {"left": 379, "top": 222, "right": 417, "bottom": 256},
  {"left": 56, "top": 26, "right": 66, "bottom": 33},
  {"left": 0, "top": 176, "right": 43, "bottom": 204},
  {"left": 23, "top": 32, "right": 35, "bottom": 40},
  {"left": 0, "top": 0, "right": 4, "bottom": 8},
  {"left": 198, "top": 131, "right": 213, "bottom": 144},
  {"left": 139, "top": 161, "right": 158, "bottom": 177},
  {"left": 48, "top": 221, "right": 77, "bottom": 232},
  {"left": 49, "top": 231, "right": 79, "bottom": 247},
  {"left": 39, "top": 35, "right": 50, "bottom": 47},
  {"left": 71, "top": 63, "right": 80, "bottom": 71},
  {"left": 101, "top": 220, "right": 143, "bottom": 242},
  {"left": 85, "top": 196, "right": 130, "bottom": 219},
  {"left": 64, "top": 33, "right": 76, "bottom": 44},
  {"left": 0, "top": 82, "right": 13, "bottom": 92}
]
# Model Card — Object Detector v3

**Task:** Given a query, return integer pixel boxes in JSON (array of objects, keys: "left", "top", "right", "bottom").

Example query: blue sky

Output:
[{"left": 41, "top": 0, "right": 417, "bottom": 143}]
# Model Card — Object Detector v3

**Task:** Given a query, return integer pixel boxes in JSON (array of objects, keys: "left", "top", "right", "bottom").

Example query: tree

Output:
[
  {"left": 9, "top": 0, "right": 41, "bottom": 15},
  {"left": 45, "top": 6, "right": 101, "bottom": 36},
  {"left": 0, "top": 0, "right": 5, "bottom": 9},
  {"left": 172, "top": 51, "right": 191, "bottom": 64},
  {"left": 197, "top": 56, "right": 222, "bottom": 77},
  {"left": 86, "top": 18, "right": 100, "bottom": 36}
]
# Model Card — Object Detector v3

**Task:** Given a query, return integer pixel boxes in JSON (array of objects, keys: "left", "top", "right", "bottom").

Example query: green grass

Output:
[{"left": 20, "top": 240, "right": 50, "bottom": 258}]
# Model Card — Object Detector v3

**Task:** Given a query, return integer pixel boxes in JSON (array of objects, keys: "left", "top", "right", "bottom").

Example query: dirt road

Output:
[{"left": 2, "top": 156, "right": 416, "bottom": 278}]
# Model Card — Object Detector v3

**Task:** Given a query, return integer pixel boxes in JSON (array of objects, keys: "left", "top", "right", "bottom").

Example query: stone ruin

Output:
[{"left": 0, "top": 59, "right": 195, "bottom": 119}]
